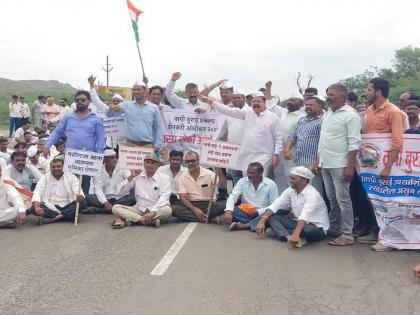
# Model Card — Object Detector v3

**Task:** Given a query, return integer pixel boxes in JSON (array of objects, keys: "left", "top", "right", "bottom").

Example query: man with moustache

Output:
[
  {"left": 4, "top": 151, "right": 42, "bottom": 191},
  {"left": 109, "top": 81, "right": 162, "bottom": 149},
  {"left": 403, "top": 100, "right": 420, "bottom": 130},
  {"left": 204, "top": 92, "right": 283, "bottom": 178},
  {"left": 29, "top": 157, "right": 86, "bottom": 225}
]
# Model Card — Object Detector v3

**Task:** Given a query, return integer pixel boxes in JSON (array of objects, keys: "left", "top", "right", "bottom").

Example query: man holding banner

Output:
[
  {"left": 29, "top": 157, "right": 86, "bottom": 225},
  {"left": 44, "top": 90, "right": 105, "bottom": 194}
]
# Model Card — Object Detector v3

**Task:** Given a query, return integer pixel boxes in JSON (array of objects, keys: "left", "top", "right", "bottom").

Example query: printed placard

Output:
[
  {"left": 118, "top": 144, "right": 154, "bottom": 170},
  {"left": 103, "top": 116, "right": 126, "bottom": 137},
  {"left": 200, "top": 139, "right": 240, "bottom": 169},
  {"left": 64, "top": 149, "right": 104, "bottom": 176}
]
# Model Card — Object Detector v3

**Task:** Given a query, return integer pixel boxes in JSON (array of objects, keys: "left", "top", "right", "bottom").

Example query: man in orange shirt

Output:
[{"left": 357, "top": 78, "right": 404, "bottom": 252}]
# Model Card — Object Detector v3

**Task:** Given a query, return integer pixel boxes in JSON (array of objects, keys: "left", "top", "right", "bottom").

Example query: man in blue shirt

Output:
[
  {"left": 224, "top": 162, "right": 279, "bottom": 232},
  {"left": 109, "top": 81, "right": 162, "bottom": 149},
  {"left": 45, "top": 90, "right": 105, "bottom": 193}
]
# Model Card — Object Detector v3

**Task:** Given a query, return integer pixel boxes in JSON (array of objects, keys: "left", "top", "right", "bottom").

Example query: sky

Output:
[{"left": 1, "top": 0, "right": 420, "bottom": 99}]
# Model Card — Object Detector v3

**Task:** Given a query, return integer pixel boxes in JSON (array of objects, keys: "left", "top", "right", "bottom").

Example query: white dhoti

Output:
[{"left": 0, "top": 207, "right": 18, "bottom": 223}]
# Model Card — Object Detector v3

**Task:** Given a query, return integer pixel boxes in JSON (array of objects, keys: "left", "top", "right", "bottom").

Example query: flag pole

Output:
[
  {"left": 135, "top": 41, "right": 146, "bottom": 80},
  {"left": 126, "top": 0, "right": 146, "bottom": 79}
]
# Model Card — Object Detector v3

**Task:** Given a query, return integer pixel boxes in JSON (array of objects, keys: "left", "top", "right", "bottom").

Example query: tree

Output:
[{"left": 393, "top": 45, "right": 420, "bottom": 78}]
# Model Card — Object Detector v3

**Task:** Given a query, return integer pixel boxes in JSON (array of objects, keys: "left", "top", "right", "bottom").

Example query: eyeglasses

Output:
[
  {"left": 76, "top": 98, "right": 88, "bottom": 103},
  {"left": 185, "top": 159, "right": 197, "bottom": 163}
]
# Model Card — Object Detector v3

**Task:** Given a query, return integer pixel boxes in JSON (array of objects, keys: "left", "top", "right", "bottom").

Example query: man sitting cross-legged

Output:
[
  {"left": 171, "top": 151, "right": 226, "bottom": 223},
  {"left": 0, "top": 161, "right": 26, "bottom": 228},
  {"left": 111, "top": 154, "right": 172, "bottom": 229},
  {"left": 225, "top": 162, "right": 278, "bottom": 232},
  {"left": 255, "top": 166, "right": 329, "bottom": 248},
  {"left": 29, "top": 157, "right": 86, "bottom": 225},
  {"left": 84, "top": 149, "right": 135, "bottom": 214}
]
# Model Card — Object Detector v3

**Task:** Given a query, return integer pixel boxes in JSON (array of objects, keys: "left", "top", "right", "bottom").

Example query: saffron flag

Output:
[{"left": 127, "top": 0, "right": 143, "bottom": 42}]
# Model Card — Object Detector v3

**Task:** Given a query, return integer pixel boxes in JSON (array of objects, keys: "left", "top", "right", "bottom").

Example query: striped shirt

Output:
[{"left": 288, "top": 115, "right": 323, "bottom": 165}]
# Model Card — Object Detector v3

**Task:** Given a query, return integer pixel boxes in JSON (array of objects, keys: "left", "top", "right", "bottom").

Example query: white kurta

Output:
[
  {"left": 213, "top": 103, "right": 283, "bottom": 176},
  {"left": 0, "top": 180, "right": 25, "bottom": 223}
]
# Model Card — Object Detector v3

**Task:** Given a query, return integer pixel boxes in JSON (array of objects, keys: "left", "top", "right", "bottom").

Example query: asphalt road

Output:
[{"left": 1, "top": 214, "right": 419, "bottom": 315}]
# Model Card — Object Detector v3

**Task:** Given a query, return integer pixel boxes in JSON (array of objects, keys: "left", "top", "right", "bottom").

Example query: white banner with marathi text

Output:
[
  {"left": 160, "top": 109, "right": 226, "bottom": 152},
  {"left": 358, "top": 133, "right": 420, "bottom": 249},
  {"left": 200, "top": 139, "right": 240, "bottom": 169},
  {"left": 118, "top": 144, "right": 154, "bottom": 171},
  {"left": 64, "top": 149, "right": 104, "bottom": 176}
]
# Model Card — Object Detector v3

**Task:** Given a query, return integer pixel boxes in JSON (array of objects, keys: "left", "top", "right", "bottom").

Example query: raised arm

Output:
[
  {"left": 165, "top": 72, "right": 186, "bottom": 109},
  {"left": 200, "top": 79, "right": 226, "bottom": 97}
]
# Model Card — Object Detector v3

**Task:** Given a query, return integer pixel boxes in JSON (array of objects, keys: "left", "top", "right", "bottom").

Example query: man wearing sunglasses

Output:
[{"left": 44, "top": 90, "right": 105, "bottom": 193}]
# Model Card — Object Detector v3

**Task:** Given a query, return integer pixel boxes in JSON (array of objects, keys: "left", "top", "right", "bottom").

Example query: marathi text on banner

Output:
[
  {"left": 200, "top": 139, "right": 240, "bottom": 169},
  {"left": 160, "top": 109, "right": 226, "bottom": 152},
  {"left": 103, "top": 116, "right": 126, "bottom": 138},
  {"left": 118, "top": 144, "right": 154, "bottom": 170},
  {"left": 64, "top": 149, "right": 104, "bottom": 176},
  {"left": 358, "top": 133, "right": 420, "bottom": 249},
  {"left": 96, "top": 85, "right": 132, "bottom": 101}
]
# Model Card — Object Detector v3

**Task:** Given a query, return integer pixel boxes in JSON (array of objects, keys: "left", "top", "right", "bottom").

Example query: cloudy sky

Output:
[{"left": 1, "top": 0, "right": 419, "bottom": 98}]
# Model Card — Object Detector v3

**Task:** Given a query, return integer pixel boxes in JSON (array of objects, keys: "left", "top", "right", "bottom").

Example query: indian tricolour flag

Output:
[{"left": 127, "top": 0, "right": 143, "bottom": 42}]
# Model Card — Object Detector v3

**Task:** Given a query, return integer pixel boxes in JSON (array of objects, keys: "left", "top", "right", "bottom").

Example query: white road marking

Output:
[{"left": 150, "top": 222, "right": 198, "bottom": 276}]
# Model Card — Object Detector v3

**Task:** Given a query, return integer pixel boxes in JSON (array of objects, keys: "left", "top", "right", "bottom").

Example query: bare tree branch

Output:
[
  {"left": 295, "top": 71, "right": 303, "bottom": 95},
  {"left": 307, "top": 74, "right": 315, "bottom": 88}
]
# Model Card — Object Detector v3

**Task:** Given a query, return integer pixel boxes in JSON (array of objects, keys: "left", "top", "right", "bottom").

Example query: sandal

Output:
[
  {"left": 328, "top": 236, "right": 354, "bottom": 246},
  {"left": 112, "top": 218, "right": 127, "bottom": 229},
  {"left": 154, "top": 218, "right": 161, "bottom": 228}
]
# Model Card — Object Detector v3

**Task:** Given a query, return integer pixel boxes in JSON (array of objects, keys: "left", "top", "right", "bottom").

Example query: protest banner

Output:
[
  {"left": 358, "top": 133, "right": 420, "bottom": 249},
  {"left": 118, "top": 144, "right": 154, "bottom": 170},
  {"left": 103, "top": 116, "right": 126, "bottom": 138},
  {"left": 64, "top": 149, "right": 104, "bottom": 177},
  {"left": 64, "top": 149, "right": 104, "bottom": 226},
  {"left": 200, "top": 139, "right": 240, "bottom": 169},
  {"left": 160, "top": 109, "right": 226, "bottom": 152},
  {"left": 96, "top": 85, "right": 132, "bottom": 101}
]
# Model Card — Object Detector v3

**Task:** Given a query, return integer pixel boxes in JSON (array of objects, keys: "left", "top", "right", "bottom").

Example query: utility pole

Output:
[{"left": 102, "top": 55, "right": 113, "bottom": 86}]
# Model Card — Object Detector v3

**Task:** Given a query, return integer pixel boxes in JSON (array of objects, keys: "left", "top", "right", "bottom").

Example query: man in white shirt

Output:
[
  {"left": 87, "top": 75, "right": 117, "bottom": 118},
  {"left": 50, "top": 98, "right": 72, "bottom": 123},
  {"left": 32, "top": 95, "right": 45, "bottom": 127},
  {"left": 157, "top": 150, "right": 187, "bottom": 204},
  {"left": 4, "top": 151, "right": 42, "bottom": 191},
  {"left": 165, "top": 72, "right": 210, "bottom": 113},
  {"left": 0, "top": 163, "right": 26, "bottom": 228},
  {"left": 205, "top": 92, "right": 283, "bottom": 178},
  {"left": 0, "top": 137, "right": 13, "bottom": 164},
  {"left": 255, "top": 167, "right": 329, "bottom": 248},
  {"left": 14, "top": 121, "right": 32, "bottom": 143},
  {"left": 225, "top": 162, "right": 278, "bottom": 232},
  {"left": 29, "top": 157, "right": 86, "bottom": 224},
  {"left": 26, "top": 145, "right": 48, "bottom": 174},
  {"left": 111, "top": 154, "right": 172, "bottom": 228},
  {"left": 9, "top": 95, "right": 23, "bottom": 138},
  {"left": 84, "top": 149, "right": 135, "bottom": 214},
  {"left": 20, "top": 97, "right": 31, "bottom": 124}
]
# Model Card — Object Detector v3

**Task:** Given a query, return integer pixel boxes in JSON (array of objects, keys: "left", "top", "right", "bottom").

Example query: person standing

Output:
[
  {"left": 44, "top": 91, "right": 104, "bottom": 194},
  {"left": 31, "top": 95, "right": 45, "bottom": 128},
  {"left": 41, "top": 96, "right": 61, "bottom": 125},
  {"left": 315, "top": 83, "right": 361, "bottom": 246},
  {"left": 9, "top": 95, "right": 23, "bottom": 138}
]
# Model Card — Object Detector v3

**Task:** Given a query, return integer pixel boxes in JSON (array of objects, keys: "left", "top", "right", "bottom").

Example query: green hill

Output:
[{"left": 0, "top": 77, "right": 77, "bottom": 129}]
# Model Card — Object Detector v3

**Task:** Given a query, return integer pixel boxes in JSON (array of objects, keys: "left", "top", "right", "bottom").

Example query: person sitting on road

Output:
[
  {"left": 111, "top": 154, "right": 172, "bottom": 229},
  {"left": 413, "top": 264, "right": 420, "bottom": 278},
  {"left": 0, "top": 162, "right": 26, "bottom": 228},
  {"left": 225, "top": 162, "right": 278, "bottom": 232},
  {"left": 171, "top": 151, "right": 226, "bottom": 223},
  {"left": 4, "top": 151, "right": 42, "bottom": 192},
  {"left": 29, "top": 157, "right": 86, "bottom": 225},
  {"left": 255, "top": 166, "right": 329, "bottom": 248},
  {"left": 84, "top": 149, "right": 135, "bottom": 214},
  {"left": 157, "top": 150, "right": 187, "bottom": 204},
  {"left": 26, "top": 145, "right": 48, "bottom": 174}
]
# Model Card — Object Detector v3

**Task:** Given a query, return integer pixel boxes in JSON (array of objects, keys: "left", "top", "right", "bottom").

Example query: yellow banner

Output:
[{"left": 96, "top": 86, "right": 132, "bottom": 101}]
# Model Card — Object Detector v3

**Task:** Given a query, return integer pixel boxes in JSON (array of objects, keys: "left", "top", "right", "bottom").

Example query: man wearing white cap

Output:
[
  {"left": 26, "top": 145, "right": 48, "bottom": 174},
  {"left": 84, "top": 149, "right": 135, "bottom": 214},
  {"left": 165, "top": 72, "right": 211, "bottom": 113},
  {"left": 255, "top": 166, "right": 329, "bottom": 247},
  {"left": 201, "top": 80, "right": 234, "bottom": 107},
  {"left": 203, "top": 92, "right": 283, "bottom": 178},
  {"left": 0, "top": 161, "right": 26, "bottom": 228},
  {"left": 109, "top": 81, "right": 162, "bottom": 149},
  {"left": 111, "top": 153, "right": 172, "bottom": 228},
  {"left": 274, "top": 92, "right": 306, "bottom": 193},
  {"left": 283, "top": 95, "right": 325, "bottom": 194}
]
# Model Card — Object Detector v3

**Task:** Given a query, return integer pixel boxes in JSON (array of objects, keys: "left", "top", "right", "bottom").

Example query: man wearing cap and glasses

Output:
[
  {"left": 44, "top": 90, "right": 105, "bottom": 194},
  {"left": 111, "top": 153, "right": 172, "bottom": 229},
  {"left": 255, "top": 166, "right": 329, "bottom": 248},
  {"left": 108, "top": 80, "right": 162, "bottom": 150},
  {"left": 84, "top": 149, "right": 135, "bottom": 214}
]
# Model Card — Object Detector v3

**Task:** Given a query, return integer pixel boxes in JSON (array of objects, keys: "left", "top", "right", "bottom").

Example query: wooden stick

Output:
[
  {"left": 206, "top": 168, "right": 219, "bottom": 224},
  {"left": 74, "top": 174, "right": 83, "bottom": 227}
]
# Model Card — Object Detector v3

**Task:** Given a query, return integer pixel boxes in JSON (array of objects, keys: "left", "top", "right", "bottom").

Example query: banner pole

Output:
[{"left": 74, "top": 174, "right": 83, "bottom": 227}]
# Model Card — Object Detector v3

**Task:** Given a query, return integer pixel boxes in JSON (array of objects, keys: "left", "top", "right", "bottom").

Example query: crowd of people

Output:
[{"left": 1, "top": 73, "right": 420, "bottom": 277}]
